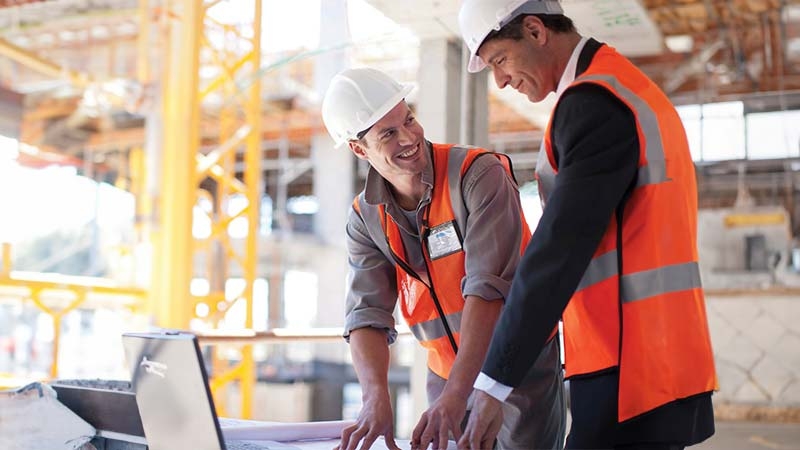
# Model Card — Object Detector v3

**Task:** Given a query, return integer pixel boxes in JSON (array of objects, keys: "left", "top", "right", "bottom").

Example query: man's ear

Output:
[
  {"left": 522, "top": 15, "right": 546, "bottom": 44},
  {"left": 349, "top": 141, "right": 369, "bottom": 160}
]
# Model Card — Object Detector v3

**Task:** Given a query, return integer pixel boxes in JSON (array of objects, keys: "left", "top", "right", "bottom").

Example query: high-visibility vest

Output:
[
  {"left": 354, "top": 143, "right": 531, "bottom": 379},
  {"left": 536, "top": 44, "right": 717, "bottom": 421}
]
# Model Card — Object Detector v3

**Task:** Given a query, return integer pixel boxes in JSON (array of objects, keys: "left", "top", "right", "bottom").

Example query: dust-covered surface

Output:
[
  {"left": 52, "top": 379, "right": 133, "bottom": 392},
  {"left": 0, "top": 382, "right": 96, "bottom": 450}
]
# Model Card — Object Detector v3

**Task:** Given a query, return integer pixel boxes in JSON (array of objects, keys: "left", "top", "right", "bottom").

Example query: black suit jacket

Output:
[{"left": 482, "top": 39, "right": 713, "bottom": 445}]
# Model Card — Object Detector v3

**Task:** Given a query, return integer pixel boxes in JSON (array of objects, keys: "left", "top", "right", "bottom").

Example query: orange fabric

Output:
[
  {"left": 356, "top": 144, "right": 531, "bottom": 379},
  {"left": 544, "top": 45, "right": 717, "bottom": 421}
]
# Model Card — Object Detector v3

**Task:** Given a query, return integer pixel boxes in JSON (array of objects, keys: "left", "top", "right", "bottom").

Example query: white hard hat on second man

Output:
[
  {"left": 321, "top": 68, "right": 414, "bottom": 148},
  {"left": 458, "top": 0, "right": 563, "bottom": 73}
]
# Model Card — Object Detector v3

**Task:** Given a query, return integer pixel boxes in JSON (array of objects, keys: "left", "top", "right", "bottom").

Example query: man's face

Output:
[
  {"left": 349, "top": 101, "right": 427, "bottom": 182},
  {"left": 478, "top": 18, "right": 556, "bottom": 102}
]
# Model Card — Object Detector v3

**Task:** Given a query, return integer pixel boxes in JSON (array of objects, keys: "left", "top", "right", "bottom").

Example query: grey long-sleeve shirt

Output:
[{"left": 343, "top": 143, "right": 527, "bottom": 343}]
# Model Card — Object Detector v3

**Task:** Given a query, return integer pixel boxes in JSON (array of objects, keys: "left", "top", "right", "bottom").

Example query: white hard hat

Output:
[
  {"left": 321, "top": 68, "right": 414, "bottom": 148},
  {"left": 458, "top": 0, "right": 563, "bottom": 73}
]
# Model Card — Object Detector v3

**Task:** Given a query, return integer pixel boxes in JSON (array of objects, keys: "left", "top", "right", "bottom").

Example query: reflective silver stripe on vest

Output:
[
  {"left": 621, "top": 262, "right": 702, "bottom": 304},
  {"left": 577, "top": 74, "right": 669, "bottom": 187},
  {"left": 356, "top": 194, "right": 394, "bottom": 263},
  {"left": 575, "top": 250, "right": 618, "bottom": 292},
  {"left": 447, "top": 146, "right": 470, "bottom": 233},
  {"left": 410, "top": 310, "right": 462, "bottom": 342},
  {"left": 535, "top": 140, "right": 555, "bottom": 202}
]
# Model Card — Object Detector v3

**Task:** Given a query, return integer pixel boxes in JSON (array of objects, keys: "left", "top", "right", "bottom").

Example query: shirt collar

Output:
[
  {"left": 555, "top": 36, "right": 589, "bottom": 97},
  {"left": 363, "top": 141, "right": 435, "bottom": 207}
]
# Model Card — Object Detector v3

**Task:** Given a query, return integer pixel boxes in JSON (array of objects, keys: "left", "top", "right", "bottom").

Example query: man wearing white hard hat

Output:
[
  {"left": 457, "top": 1, "right": 717, "bottom": 449},
  {"left": 321, "top": 67, "right": 565, "bottom": 450}
]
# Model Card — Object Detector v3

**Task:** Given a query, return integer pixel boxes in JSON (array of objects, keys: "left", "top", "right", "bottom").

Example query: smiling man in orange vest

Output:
[
  {"left": 321, "top": 67, "right": 565, "bottom": 450},
  {"left": 456, "top": 1, "right": 718, "bottom": 449}
]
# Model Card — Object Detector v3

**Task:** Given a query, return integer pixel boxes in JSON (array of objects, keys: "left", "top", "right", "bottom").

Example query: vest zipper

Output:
[
  {"left": 421, "top": 246, "right": 460, "bottom": 356},
  {"left": 382, "top": 211, "right": 459, "bottom": 357}
]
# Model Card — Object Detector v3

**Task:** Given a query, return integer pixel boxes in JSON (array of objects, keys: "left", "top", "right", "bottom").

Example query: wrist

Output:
[
  {"left": 441, "top": 379, "right": 473, "bottom": 400},
  {"left": 362, "top": 387, "right": 391, "bottom": 404}
]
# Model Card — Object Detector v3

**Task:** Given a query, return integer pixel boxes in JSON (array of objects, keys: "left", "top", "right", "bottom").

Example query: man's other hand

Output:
[
  {"left": 410, "top": 392, "right": 466, "bottom": 450},
  {"left": 336, "top": 394, "right": 400, "bottom": 450},
  {"left": 457, "top": 391, "right": 502, "bottom": 450}
]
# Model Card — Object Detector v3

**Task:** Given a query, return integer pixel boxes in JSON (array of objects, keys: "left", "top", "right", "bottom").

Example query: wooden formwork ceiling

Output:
[{"left": 633, "top": 0, "right": 800, "bottom": 101}]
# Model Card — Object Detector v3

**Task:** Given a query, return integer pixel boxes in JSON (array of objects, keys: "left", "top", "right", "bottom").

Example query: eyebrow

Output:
[
  {"left": 485, "top": 50, "right": 504, "bottom": 66},
  {"left": 374, "top": 111, "right": 414, "bottom": 137}
]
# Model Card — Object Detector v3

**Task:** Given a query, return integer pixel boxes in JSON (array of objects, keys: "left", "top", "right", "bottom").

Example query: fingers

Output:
[
  {"left": 359, "top": 431, "right": 379, "bottom": 450},
  {"left": 457, "top": 415, "right": 483, "bottom": 450},
  {"left": 411, "top": 413, "right": 429, "bottom": 449},
  {"left": 340, "top": 423, "right": 357, "bottom": 450},
  {"left": 415, "top": 419, "right": 460, "bottom": 450},
  {"left": 342, "top": 423, "right": 370, "bottom": 450},
  {"left": 449, "top": 414, "right": 463, "bottom": 443},
  {"left": 418, "top": 420, "right": 438, "bottom": 450},
  {"left": 385, "top": 430, "right": 402, "bottom": 450},
  {"left": 340, "top": 421, "right": 396, "bottom": 450},
  {"left": 437, "top": 424, "right": 450, "bottom": 450},
  {"left": 456, "top": 411, "right": 501, "bottom": 450}
]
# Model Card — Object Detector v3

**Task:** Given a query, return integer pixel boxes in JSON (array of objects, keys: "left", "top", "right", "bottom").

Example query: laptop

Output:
[
  {"left": 122, "top": 331, "right": 399, "bottom": 450},
  {"left": 122, "top": 331, "right": 266, "bottom": 450}
]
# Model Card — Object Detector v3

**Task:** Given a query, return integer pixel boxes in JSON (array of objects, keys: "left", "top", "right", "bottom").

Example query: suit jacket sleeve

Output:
[{"left": 481, "top": 83, "right": 640, "bottom": 386}]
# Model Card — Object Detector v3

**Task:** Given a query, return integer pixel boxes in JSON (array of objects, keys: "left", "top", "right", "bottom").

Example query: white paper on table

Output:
[
  {"left": 220, "top": 418, "right": 356, "bottom": 442},
  {"left": 273, "top": 438, "right": 457, "bottom": 450}
]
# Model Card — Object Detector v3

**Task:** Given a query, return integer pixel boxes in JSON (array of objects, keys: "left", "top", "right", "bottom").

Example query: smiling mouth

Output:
[{"left": 398, "top": 144, "right": 419, "bottom": 159}]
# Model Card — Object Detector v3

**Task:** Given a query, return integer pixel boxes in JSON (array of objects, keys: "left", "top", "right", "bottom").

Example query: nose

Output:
[
  {"left": 492, "top": 68, "right": 510, "bottom": 89},
  {"left": 397, "top": 124, "right": 415, "bottom": 144}
]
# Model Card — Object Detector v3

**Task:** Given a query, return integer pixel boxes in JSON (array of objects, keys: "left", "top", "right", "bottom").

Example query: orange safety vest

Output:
[
  {"left": 537, "top": 44, "right": 717, "bottom": 421},
  {"left": 354, "top": 143, "right": 531, "bottom": 379}
]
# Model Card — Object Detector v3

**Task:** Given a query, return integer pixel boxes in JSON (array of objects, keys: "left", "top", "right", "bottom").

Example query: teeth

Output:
[{"left": 399, "top": 145, "right": 418, "bottom": 158}]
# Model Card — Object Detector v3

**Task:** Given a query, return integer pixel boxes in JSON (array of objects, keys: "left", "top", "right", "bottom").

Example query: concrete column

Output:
[
  {"left": 309, "top": 0, "right": 351, "bottom": 421},
  {"left": 310, "top": 0, "right": 351, "bottom": 330},
  {"left": 417, "top": 39, "right": 463, "bottom": 144},
  {"left": 416, "top": 39, "right": 489, "bottom": 147},
  {"left": 311, "top": 134, "right": 353, "bottom": 248},
  {"left": 312, "top": 0, "right": 351, "bottom": 249},
  {"left": 460, "top": 45, "right": 490, "bottom": 149}
]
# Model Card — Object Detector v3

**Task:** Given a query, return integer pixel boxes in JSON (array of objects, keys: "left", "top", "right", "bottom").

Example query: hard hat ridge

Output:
[{"left": 458, "top": 0, "right": 564, "bottom": 73}]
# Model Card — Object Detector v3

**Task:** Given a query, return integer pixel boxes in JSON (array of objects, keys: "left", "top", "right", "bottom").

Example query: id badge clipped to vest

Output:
[{"left": 425, "top": 221, "right": 462, "bottom": 260}]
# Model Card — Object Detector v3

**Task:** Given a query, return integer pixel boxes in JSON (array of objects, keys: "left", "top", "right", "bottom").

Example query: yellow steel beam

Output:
[
  {"left": 196, "top": 124, "right": 251, "bottom": 177},
  {"left": 239, "top": 0, "right": 263, "bottom": 419},
  {"left": 198, "top": 50, "right": 253, "bottom": 100},
  {"left": 147, "top": 0, "right": 262, "bottom": 418},
  {"left": 0, "top": 37, "right": 92, "bottom": 88},
  {"left": 724, "top": 212, "right": 786, "bottom": 228},
  {"left": 151, "top": 0, "right": 203, "bottom": 330},
  {"left": 0, "top": 274, "right": 147, "bottom": 300},
  {"left": 2, "top": 243, "right": 10, "bottom": 276}
]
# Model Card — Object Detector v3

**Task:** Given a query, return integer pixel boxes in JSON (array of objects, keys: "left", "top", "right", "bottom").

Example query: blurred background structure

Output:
[{"left": 0, "top": 0, "right": 799, "bottom": 444}]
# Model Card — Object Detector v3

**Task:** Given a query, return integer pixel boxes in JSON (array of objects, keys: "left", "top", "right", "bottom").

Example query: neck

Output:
[
  {"left": 390, "top": 176, "right": 425, "bottom": 210},
  {"left": 552, "top": 32, "right": 583, "bottom": 81}
]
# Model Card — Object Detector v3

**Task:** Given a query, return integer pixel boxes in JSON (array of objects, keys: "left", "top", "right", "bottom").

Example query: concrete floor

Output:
[{"left": 693, "top": 421, "right": 800, "bottom": 450}]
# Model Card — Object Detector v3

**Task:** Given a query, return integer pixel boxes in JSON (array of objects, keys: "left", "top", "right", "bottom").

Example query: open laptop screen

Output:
[{"left": 122, "top": 331, "right": 225, "bottom": 450}]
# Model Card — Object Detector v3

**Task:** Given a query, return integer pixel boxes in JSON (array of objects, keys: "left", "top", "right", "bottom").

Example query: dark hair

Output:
[
  {"left": 356, "top": 125, "right": 373, "bottom": 140},
  {"left": 484, "top": 13, "right": 575, "bottom": 44}
]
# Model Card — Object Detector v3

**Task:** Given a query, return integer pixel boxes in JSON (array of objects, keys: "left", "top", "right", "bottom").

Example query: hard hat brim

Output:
[
  {"left": 468, "top": 53, "right": 487, "bottom": 73},
  {"left": 460, "top": 0, "right": 564, "bottom": 74}
]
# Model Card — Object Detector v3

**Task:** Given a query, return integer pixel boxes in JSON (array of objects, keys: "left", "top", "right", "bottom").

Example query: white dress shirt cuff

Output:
[{"left": 473, "top": 372, "right": 513, "bottom": 402}]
